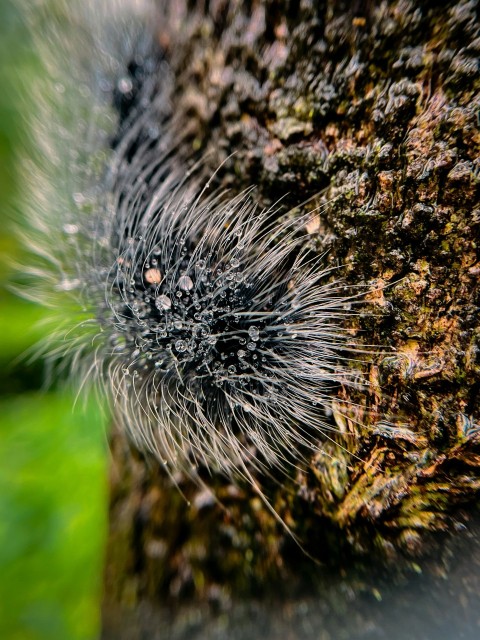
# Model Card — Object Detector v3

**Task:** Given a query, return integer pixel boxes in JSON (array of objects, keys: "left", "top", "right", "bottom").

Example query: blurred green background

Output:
[{"left": 0, "top": 3, "right": 109, "bottom": 639}]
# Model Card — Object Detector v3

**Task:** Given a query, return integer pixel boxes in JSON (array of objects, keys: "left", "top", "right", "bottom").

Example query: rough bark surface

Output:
[{"left": 103, "top": 0, "right": 479, "bottom": 635}]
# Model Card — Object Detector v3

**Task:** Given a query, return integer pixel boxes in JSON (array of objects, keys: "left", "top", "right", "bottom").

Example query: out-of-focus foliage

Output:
[
  {"left": 0, "top": 2, "right": 108, "bottom": 639},
  {"left": 0, "top": 395, "right": 107, "bottom": 640}
]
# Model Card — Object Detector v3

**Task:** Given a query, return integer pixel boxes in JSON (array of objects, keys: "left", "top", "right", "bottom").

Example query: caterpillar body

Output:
[{"left": 19, "top": 0, "right": 379, "bottom": 486}]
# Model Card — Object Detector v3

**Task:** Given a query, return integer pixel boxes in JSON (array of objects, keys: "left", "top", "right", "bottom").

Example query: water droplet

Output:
[
  {"left": 175, "top": 340, "right": 187, "bottom": 352},
  {"left": 230, "top": 257, "right": 240, "bottom": 268},
  {"left": 178, "top": 275, "right": 193, "bottom": 291},
  {"left": 247, "top": 342, "right": 256, "bottom": 351},
  {"left": 72, "top": 192, "right": 85, "bottom": 205},
  {"left": 248, "top": 326, "right": 260, "bottom": 341},
  {"left": 196, "top": 259, "right": 206, "bottom": 269},
  {"left": 145, "top": 268, "right": 162, "bottom": 284},
  {"left": 117, "top": 77, "right": 133, "bottom": 94},
  {"left": 201, "top": 310, "right": 213, "bottom": 323},
  {"left": 237, "top": 350, "right": 246, "bottom": 358},
  {"left": 173, "top": 320, "right": 183, "bottom": 330},
  {"left": 148, "top": 125, "right": 160, "bottom": 139},
  {"left": 56, "top": 278, "right": 81, "bottom": 291},
  {"left": 193, "top": 324, "right": 210, "bottom": 339},
  {"left": 228, "top": 365, "right": 236, "bottom": 374},
  {"left": 155, "top": 295, "right": 172, "bottom": 311},
  {"left": 63, "top": 223, "right": 78, "bottom": 234}
]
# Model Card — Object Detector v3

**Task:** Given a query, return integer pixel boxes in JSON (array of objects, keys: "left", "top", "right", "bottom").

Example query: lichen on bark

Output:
[{"left": 103, "top": 0, "right": 480, "bottom": 617}]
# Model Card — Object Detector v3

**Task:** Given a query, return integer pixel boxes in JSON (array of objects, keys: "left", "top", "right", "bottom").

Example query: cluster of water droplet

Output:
[{"left": 108, "top": 235, "right": 283, "bottom": 396}]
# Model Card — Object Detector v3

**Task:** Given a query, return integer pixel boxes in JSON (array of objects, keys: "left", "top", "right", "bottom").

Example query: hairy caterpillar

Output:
[{"left": 18, "top": 0, "right": 386, "bottom": 497}]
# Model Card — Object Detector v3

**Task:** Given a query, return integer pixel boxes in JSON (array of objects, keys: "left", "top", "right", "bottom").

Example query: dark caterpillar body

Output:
[{"left": 24, "top": 0, "right": 383, "bottom": 488}]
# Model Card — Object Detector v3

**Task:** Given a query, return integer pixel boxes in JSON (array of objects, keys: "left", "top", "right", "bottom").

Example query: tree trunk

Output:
[{"left": 102, "top": 0, "right": 480, "bottom": 637}]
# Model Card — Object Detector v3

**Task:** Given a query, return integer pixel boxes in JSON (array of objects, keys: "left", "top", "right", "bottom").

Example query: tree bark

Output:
[{"left": 102, "top": 0, "right": 480, "bottom": 636}]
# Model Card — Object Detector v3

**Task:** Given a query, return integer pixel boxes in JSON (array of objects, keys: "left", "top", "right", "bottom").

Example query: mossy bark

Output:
[{"left": 102, "top": 0, "right": 479, "bottom": 635}]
